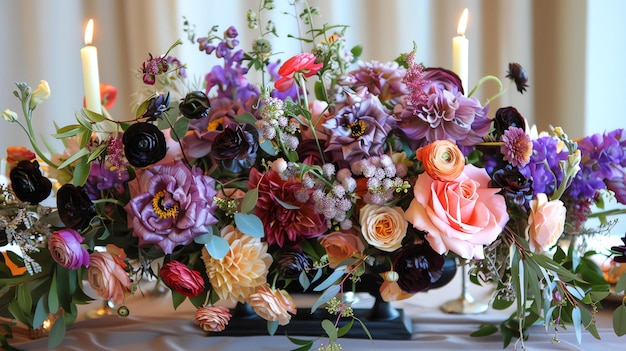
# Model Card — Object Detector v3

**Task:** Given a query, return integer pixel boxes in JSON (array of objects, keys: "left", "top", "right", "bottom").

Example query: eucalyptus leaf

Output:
[
  {"left": 33, "top": 296, "right": 48, "bottom": 329},
  {"left": 267, "top": 320, "right": 279, "bottom": 336},
  {"left": 171, "top": 117, "right": 189, "bottom": 141},
  {"left": 82, "top": 108, "right": 106, "bottom": 123},
  {"left": 171, "top": 290, "right": 185, "bottom": 310},
  {"left": 234, "top": 112, "right": 257, "bottom": 125},
  {"left": 259, "top": 139, "right": 276, "bottom": 156},
  {"left": 470, "top": 324, "right": 498, "bottom": 337},
  {"left": 87, "top": 144, "right": 108, "bottom": 163},
  {"left": 57, "top": 147, "right": 89, "bottom": 170},
  {"left": 337, "top": 319, "right": 354, "bottom": 337},
  {"left": 287, "top": 336, "right": 315, "bottom": 346},
  {"left": 17, "top": 284, "right": 32, "bottom": 316},
  {"left": 275, "top": 197, "right": 300, "bottom": 210},
  {"left": 615, "top": 273, "right": 626, "bottom": 293},
  {"left": 240, "top": 188, "right": 259, "bottom": 214},
  {"left": 52, "top": 125, "right": 81, "bottom": 139},
  {"left": 204, "top": 235, "right": 230, "bottom": 260},
  {"left": 47, "top": 315, "right": 66, "bottom": 349},
  {"left": 299, "top": 270, "right": 311, "bottom": 291},
  {"left": 193, "top": 232, "right": 213, "bottom": 245},
  {"left": 72, "top": 157, "right": 90, "bottom": 187},
  {"left": 311, "top": 284, "right": 340, "bottom": 312},
  {"left": 613, "top": 304, "right": 626, "bottom": 336},
  {"left": 572, "top": 306, "right": 582, "bottom": 343},
  {"left": 313, "top": 267, "right": 345, "bottom": 292},
  {"left": 321, "top": 319, "right": 338, "bottom": 341},
  {"left": 234, "top": 213, "right": 264, "bottom": 238},
  {"left": 48, "top": 272, "right": 59, "bottom": 315}
]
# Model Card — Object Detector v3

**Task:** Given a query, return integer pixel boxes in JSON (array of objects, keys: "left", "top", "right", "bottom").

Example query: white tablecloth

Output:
[{"left": 8, "top": 274, "right": 624, "bottom": 351}]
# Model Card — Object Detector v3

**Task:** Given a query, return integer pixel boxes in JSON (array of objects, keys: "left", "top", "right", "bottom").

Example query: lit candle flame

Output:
[
  {"left": 84, "top": 19, "right": 94, "bottom": 46},
  {"left": 457, "top": 8, "right": 469, "bottom": 36}
]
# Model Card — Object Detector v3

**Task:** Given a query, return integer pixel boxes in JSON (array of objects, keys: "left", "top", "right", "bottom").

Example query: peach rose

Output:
[
  {"left": 404, "top": 164, "right": 509, "bottom": 259},
  {"left": 526, "top": 193, "right": 566, "bottom": 253},
  {"left": 319, "top": 230, "right": 365, "bottom": 268},
  {"left": 416, "top": 140, "right": 465, "bottom": 182},
  {"left": 247, "top": 283, "right": 297, "bottom": 326},
  {"left": 359, "top": 204, "right": 407, "bottom": 252},
  {"left": 195, "top": 305, "right": 232, "bottom": 332},
  {"left": 87, "top": 246, "right": 132, "bottom": 305}
]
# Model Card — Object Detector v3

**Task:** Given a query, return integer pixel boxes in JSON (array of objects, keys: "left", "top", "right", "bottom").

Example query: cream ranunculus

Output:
[
  {"left": 526, "top": 193, "right": 566, "bottom": 253},
  {"left": 29, "top": 80, "right": 50, "bottom": 109},
  {"left": 359, "top": 204, "right": 407, "bottom": 252},
  {"left": 2, "top": 109, "right": 18, "bottom": 122}
]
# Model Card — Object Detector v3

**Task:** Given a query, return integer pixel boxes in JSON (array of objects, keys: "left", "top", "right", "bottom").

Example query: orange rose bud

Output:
[{"left": 416, "top": 140, "right": 465, "bottom": 181}]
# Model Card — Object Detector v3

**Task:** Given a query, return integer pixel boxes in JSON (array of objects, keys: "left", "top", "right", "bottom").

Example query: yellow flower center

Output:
[
  {"left": 152, "top": 190, "right": 179, "bottom": 219},
  {"left": 207, "top": 117, "right": 224, "bottom": 131},
  {"left": 348, "top": 120, "right": 366, "bottom": 138}
]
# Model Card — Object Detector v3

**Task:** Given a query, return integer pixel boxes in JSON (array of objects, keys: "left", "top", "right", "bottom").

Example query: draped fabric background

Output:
[{"left": 0, "top": 0, "right": 624, "bottom": 233}]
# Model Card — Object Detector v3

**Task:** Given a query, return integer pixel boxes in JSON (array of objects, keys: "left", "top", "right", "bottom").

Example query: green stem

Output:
[
  {"left": 20, "top": 97, "right": 58, "bottom": 169},
  {"left": 586, "top": 208, "right": 626, "bottom": 218}
]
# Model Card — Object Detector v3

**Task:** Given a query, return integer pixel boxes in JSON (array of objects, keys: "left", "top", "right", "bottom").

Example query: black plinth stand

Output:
[{"left": 218, "top": 298, "right": 412, "bottom": 340}]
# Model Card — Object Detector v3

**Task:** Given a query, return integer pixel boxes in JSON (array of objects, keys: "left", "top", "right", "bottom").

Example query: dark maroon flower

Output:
[
  {"left": 122, "top": 122, "right": 167, "bottom": 168},
  {"left": 9, "top": 160, "right": 52, "bottom": 204},
  {"left": 277, "top": 250, "right": 312, "bottom": 279},
  {"left": 506, "top": 63, "right": 529, "bottom": 94},
  {"left": 140, "top": 53, "right": 169, "bottom": 85},
  {"left": 392, "top": 242, "right": 445, "bottom": 293},
  {"left": 611, "top": 234, "right": 626, "bottom": 263},
  {"left": 211, "top": 123, "right": 259, "bottom": 173},
  {"left": 490, "top": 164, "right": 533, "bottom": 206},
  {"left": 180, "top": 91, "right": 210, "bottom": 120},
  {"left": 57, "top": 183, "right": 96, "bottom": 230},
  {"left": 493, "top": 106, "right": 527, "bottom": 139}
]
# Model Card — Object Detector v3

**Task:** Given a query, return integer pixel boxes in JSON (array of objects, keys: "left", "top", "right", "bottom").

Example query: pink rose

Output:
[
  {"left": 195, "top": 305, "right": 232, "bottom": 332},
  {"left": 526, "top": 193, "right": 566, "bottom": 253},
  {"left": 319, "top": 230, "right": 365, "bottom": 268},
  {"left": 404, "top": 164, "right": 509, "bottom": 259},
  {"left": 160, "top": 260, "right": 205, "bottom": 297},
  {"left": 87, "top": 246, "right": 132, "bottom": 305},
  {"left": 48, "top": 228, "right": 90, "bottom": 269}
]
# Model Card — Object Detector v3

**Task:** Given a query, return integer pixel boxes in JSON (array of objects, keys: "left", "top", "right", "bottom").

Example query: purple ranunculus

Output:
[
  {"left": 396, "top": 67, "right": 490, "bottom": 150},
  {"left": 125, "top": 160, "right": 218, "bottom": 254},
  {"left": 323, "top": 87, "right": 395, "bottom": 168},
  {"left": 48, "top": 228, "right": 90, "bottom": 269}
]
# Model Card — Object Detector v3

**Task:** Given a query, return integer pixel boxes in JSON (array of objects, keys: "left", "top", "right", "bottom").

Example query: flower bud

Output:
[
  {"left": 29, "top": 80, "right": 50, "bottom": 109},
  {"left": 2, "top": 109, "right": 18, "bottom": 122},
  {"left": 383, "top": 270, "right": 399, "bottom": 282},
  {"left": 270, "top": 158, "right": 288, "bottom": 174}
]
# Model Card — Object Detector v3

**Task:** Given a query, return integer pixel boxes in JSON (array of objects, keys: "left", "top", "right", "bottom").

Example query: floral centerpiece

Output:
[{"left": 2, "top": 1, "right": 626, "bottom": 350}]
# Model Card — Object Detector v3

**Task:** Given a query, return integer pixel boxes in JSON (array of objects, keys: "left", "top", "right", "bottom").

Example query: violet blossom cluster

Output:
[
  {"left": 305, "top": 165, "right": 356, "bottom": 231},
  {"left": 518, "top": 135, "right": 569, "bottom": 198},
  {"left": 257, "top": 96, "right": 300, "bottom": 152}
]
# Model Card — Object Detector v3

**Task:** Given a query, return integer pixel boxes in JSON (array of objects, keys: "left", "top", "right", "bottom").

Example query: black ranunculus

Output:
[
  {"left": 141, "top": 92, "right": 170, "bottom": 121},
  {"left": 493, "top": 106, "right": 526, "bottom": 139},
  {"left": 212, "top": 122, "right": 259, "bottom": 173},
  {"left": 611, "top": 234, "right": 626, "bottom": 263},
  {"left": 490, "top": 164, "right": 533, "bottom": 206},
  {"left": 9, "top": 160, "right": 52, "bottom": 204},
  {"left": 179, "top": 91, "right": 210, "bottom": 120},
  {"left": 506, "top": 62, "right": 529, "bottom": 94},
  {"left": 122, "top": 122, "right": 167, "bottom": 168},
  {"left": 393, "top": 242, "right": 445, "bottom": 293},
  {"left": 56, "top": 183, "right": 96, "bottom": 230},
  {"left": 277, "top": 250, "right": 312, "bottom": 279}
]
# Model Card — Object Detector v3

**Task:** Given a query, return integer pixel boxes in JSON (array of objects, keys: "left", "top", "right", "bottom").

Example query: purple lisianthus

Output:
[
  {"left": 323, "top": 87, "right": 395, "bottom": 168},
  {"left": 396, "top": 67, "right": 490, "bottom": 150},
  {"left": 48, "top": 228, "right": 90, "bottom": 269},
  {"left": 125, "top": 160, "right": 218, "bottom": 254}
]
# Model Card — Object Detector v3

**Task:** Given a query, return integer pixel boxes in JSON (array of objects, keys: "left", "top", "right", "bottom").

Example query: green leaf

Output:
[
  {"left": 267, "top": 320, "right": 279, "bottom": 336},
  {"left": 72, "top": 156, "right": 90, "bottom": 186},
  {"left": 204, "top": 235, "right": 230, "bottom": 260},
  {"left": 259, "top": 139, "right": 276, "bottom": 156},
  {"left": 572, "top": 306, "right": 582, "bottom": 343},
  {"left": 234, "top": 213, "right": 264, "bottom": 238},
  {"left": 470, "top": 324, "right": 498, "bottom": 337},
  {"left": 337, "top": 319, "right": 354, "bottom": 337},
  {"left": 298, "top": 270, "right": 311, "bottom": 291},
  {"left": 615, "top": 273, "right": 626, "bottom": 293},
  {"left": 613, "top": 304, "right": 626, "bottom": 336},
  {"left": 48, "top": 271, "right": 59, "bottom": 314},
  {"left": 171, "top": 117, "right": 189, "bottom": 142},
  {"left": 234, "top": 112, "right": 257, "bottom": 125},
  {"left": 311, "top": 284, "right": 340, "bottom": 312},
  {"left": 82, "top": 108, "right": 106, "bottom": 123},
  {"left": 52, "top": 124, "right": 81, "bottom": 139},
  {"left": 321, "top": 319, "right": 337, "bottom": 341},
  {"left": 172, "top": 290, "right": 185, "bottom": 309},
  {"left": 193, "top": 232, "right": 213, "bottom": 245},
  {"left": 313, "top": 267, "right": 345, "bottom": 292},
  {"left": 33, "top": 296, "right": 48, "bottom": 329},
  {"left": 240, "top": 188, "right": 258, "bottom": 214},
  {"left": 17, "top": 284, "right": 32, "bottom": 316},
  {"left": 275, "top": 197, "right": 300, "bottom": 210},
  {"left": 287, "top": 335, "right": 315, "bottom": 346},
  {"left": 57, "top": 147, "right": 89, "bottom": 169},
  {"left": 566, "top": 285, "right": 585, "bottom": 300},
  {"left": 350, "top": 45, "right": 363, "bottom": 60},
  {"left": 47, "top": 315, "right": 66, "bottom": 349},
  {"left": 87, "top": 144, "right": 107, "bottom": 163}
]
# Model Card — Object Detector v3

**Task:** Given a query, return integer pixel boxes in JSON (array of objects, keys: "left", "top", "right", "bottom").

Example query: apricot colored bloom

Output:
[
  {"left": 195, "top": 306, "right": 232, "bottom": 332},
  {"left": 202, "top": 225, "right": 272, "bottom": 303},
  {"left": 275, "top": 53, "right": 323, "bottom": 92},
  {"left": 87, "top": 245, "right": 131, "bottom": 305},
  {"left": 359, "top": 204, "right": 407, "bottom": 252},
  {"left": 320, "top": 230, "right": 365, "bottom": 268},
  {"left": 248, "top": 283, "right": 297, "bottom": 325},
  {"left": 416, "top": 140, "right": 465, "bottom": 181},
  {"left": 526, "top": 193, "right": 566, "bottom": 253}
]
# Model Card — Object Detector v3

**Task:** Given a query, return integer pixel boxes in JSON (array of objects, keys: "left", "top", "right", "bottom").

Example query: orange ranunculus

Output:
[
  {"left": 526, "top": 193, "right": 566, "bottom": 253},
  {"left": 6, "top": 146, "right": 36, "bottom": 166},
  {"left": 319, "top": 230, "right": 365, "bottom": 268},
  {"left": 416, "top": 139, "right": 465, "bottom": 182},
  {"left": 195, "top": 305, "right": 232, "bottom": 332}
]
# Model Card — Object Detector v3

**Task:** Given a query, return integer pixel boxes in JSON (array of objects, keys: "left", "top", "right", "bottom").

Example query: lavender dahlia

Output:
[{"left": 125, "top": 160, "right": 218, "bottom": 254}]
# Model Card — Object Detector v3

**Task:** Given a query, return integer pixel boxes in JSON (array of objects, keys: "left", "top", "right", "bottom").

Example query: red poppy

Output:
[{"left": 83, "top": 83, "right": 118, "bottom": 110}]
